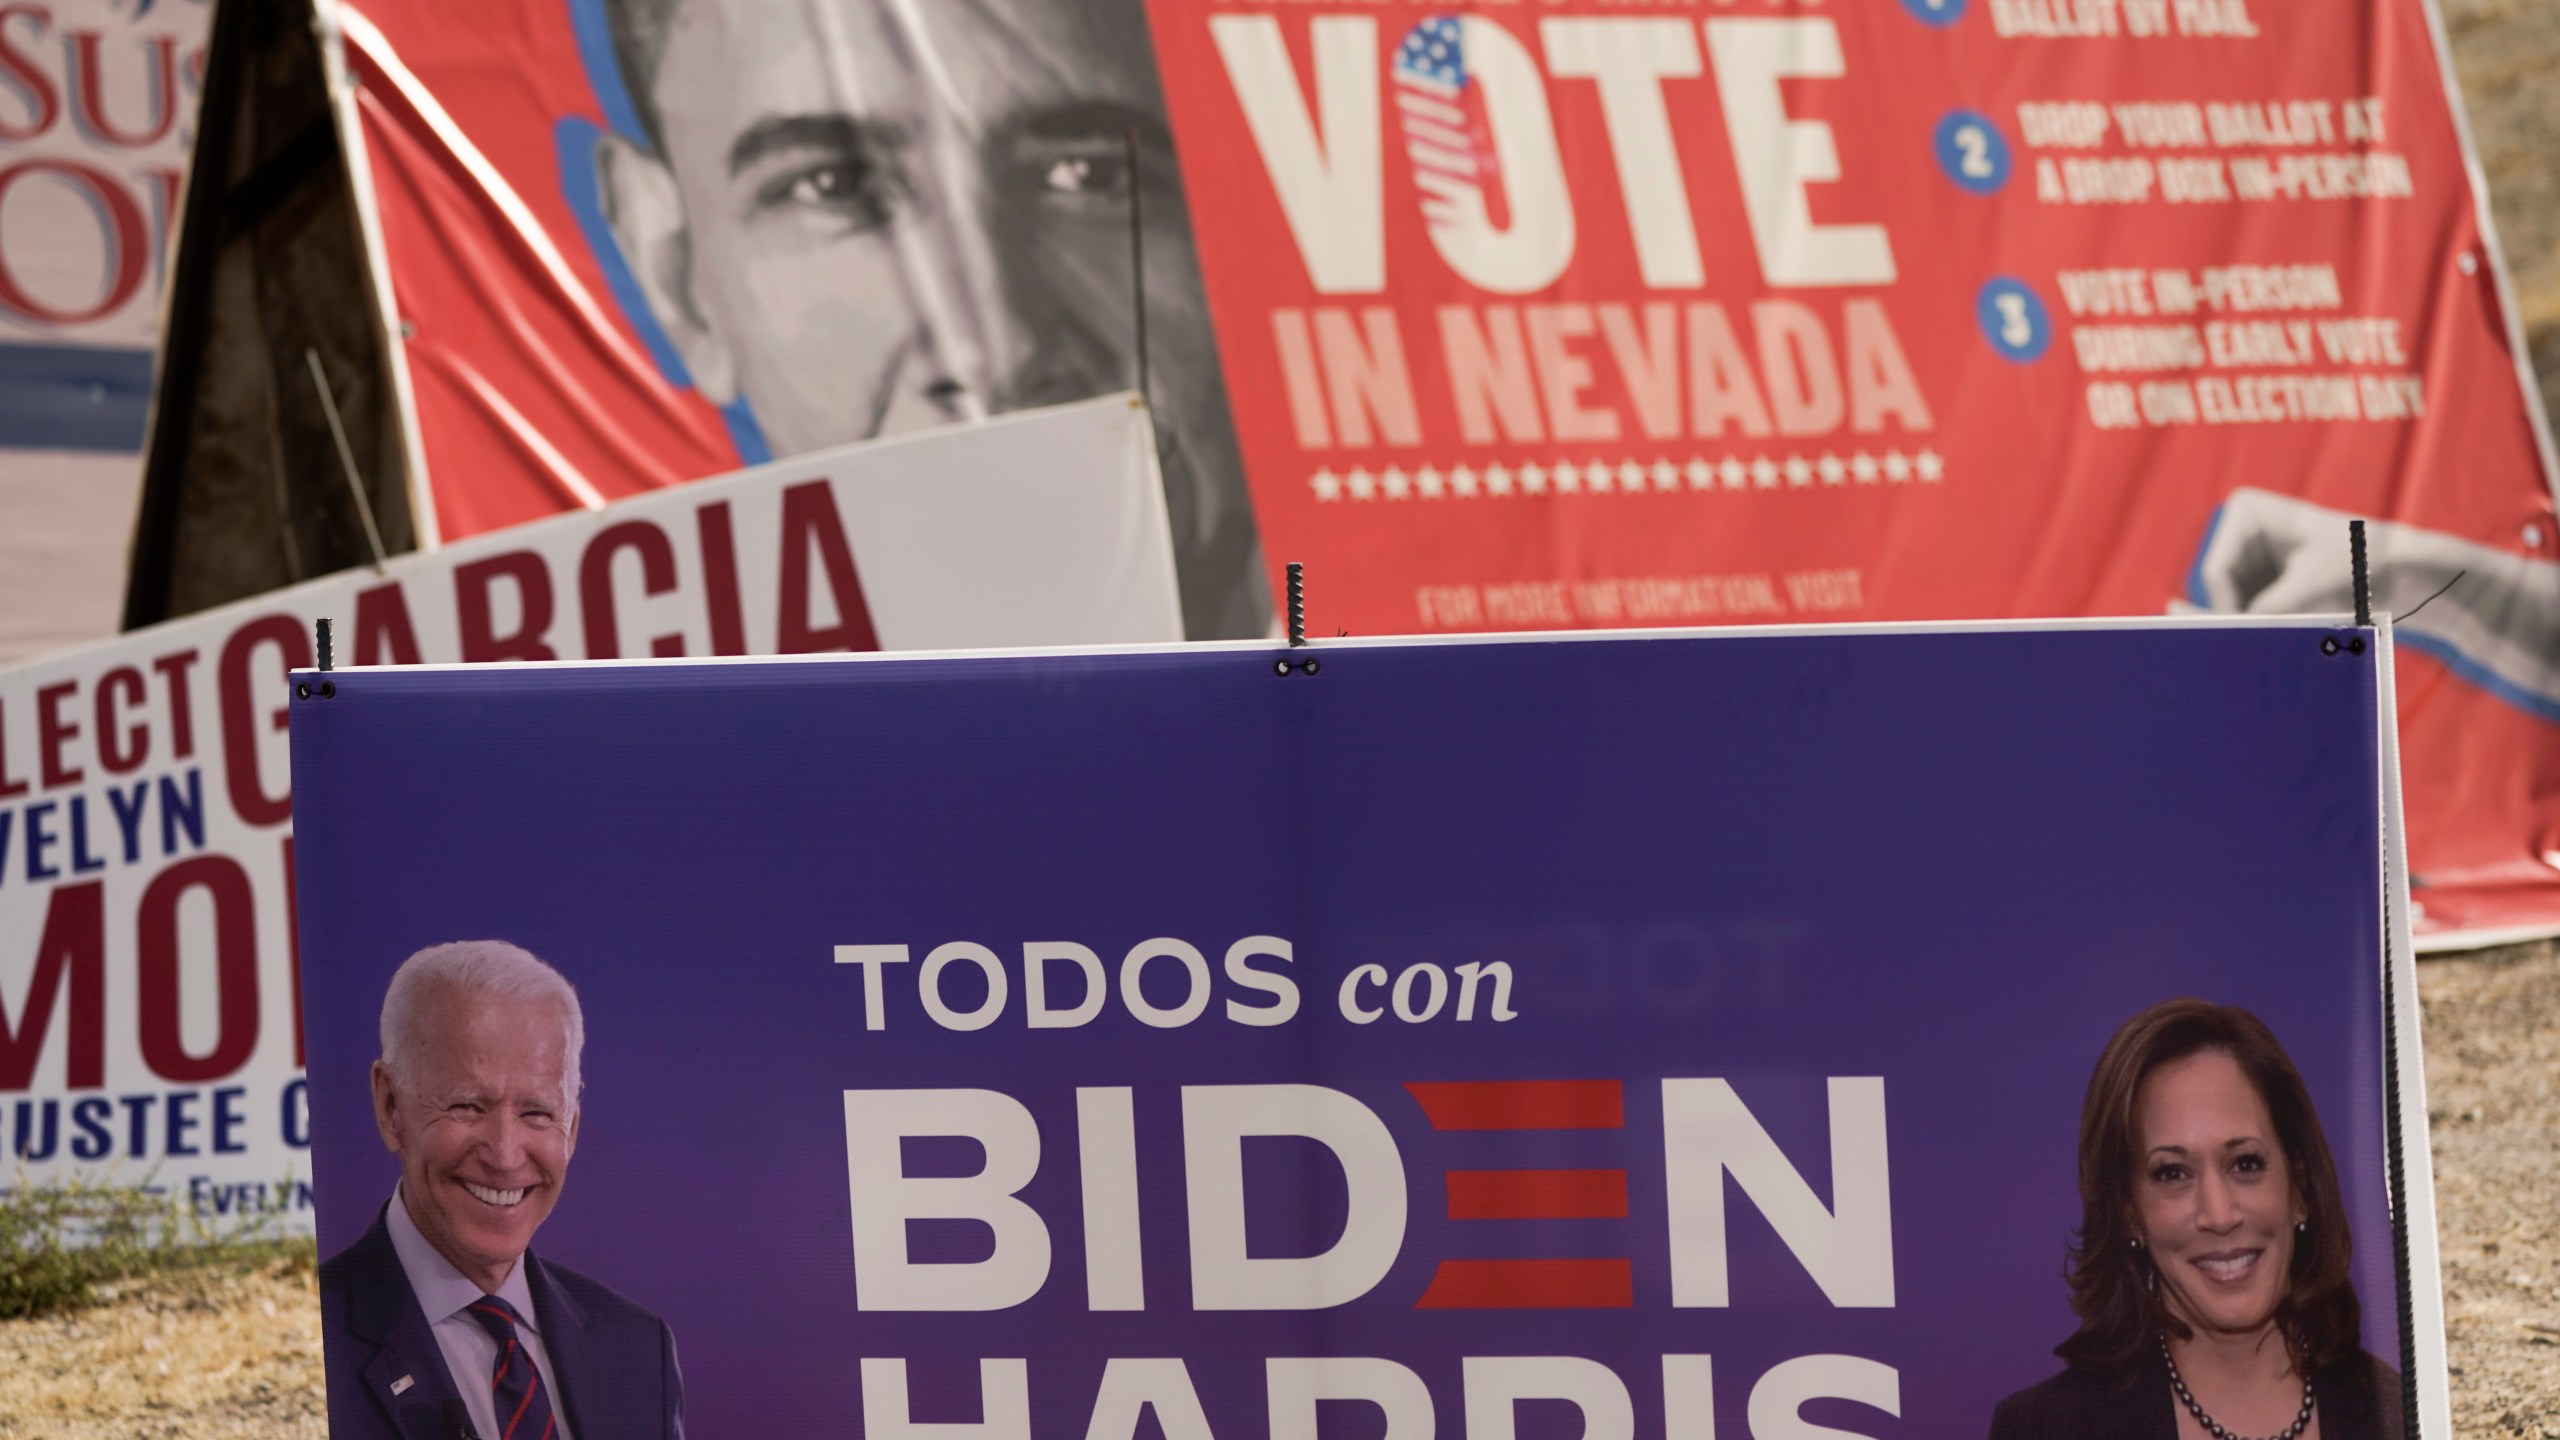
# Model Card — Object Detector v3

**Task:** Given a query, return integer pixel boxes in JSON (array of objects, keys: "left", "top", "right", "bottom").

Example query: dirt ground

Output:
[
  {"left": 2419, "top": 941, "right": 2560, "bottom": 1437},
  {"left": 0, "top": 1254, "right": 323, "bottom": 1439},
  {"left": 2441, "top": 0, "right": 2560, "bottom": 417}
]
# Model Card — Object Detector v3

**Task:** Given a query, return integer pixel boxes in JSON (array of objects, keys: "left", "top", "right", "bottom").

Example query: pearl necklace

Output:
[{"left": 2159, "top": 1335, "right": 2316, "bottom": 1440}]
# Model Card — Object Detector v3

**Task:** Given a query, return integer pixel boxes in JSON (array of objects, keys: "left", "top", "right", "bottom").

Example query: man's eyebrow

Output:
[
  {"left": 1005, "top": 98, "right": 1170, "bottom": 151},
  {"left": 726, "top": 113, "right": 896, "bottom": 177}
]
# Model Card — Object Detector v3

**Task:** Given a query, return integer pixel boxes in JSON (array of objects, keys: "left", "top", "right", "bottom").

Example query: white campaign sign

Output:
[
  {"left": 0, "top": 395, "right": 1181, "bottom": 1220},
  {"left": 0, "top": 0, "right": 213, "bottom": 666}
]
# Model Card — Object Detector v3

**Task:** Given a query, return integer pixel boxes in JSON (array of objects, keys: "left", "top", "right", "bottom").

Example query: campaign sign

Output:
[
  {"left": 321, "top": 0, "right": 2560, "bottom": 939},
  {"left": 0, "top": 395, "right": 1175, "bottom": 1226},
  {"left": 289, "top": 621, "right": 2439, "bottom": 1440},
  {"left": 0, "top": 0, "right": 210, "bottom": 663}
]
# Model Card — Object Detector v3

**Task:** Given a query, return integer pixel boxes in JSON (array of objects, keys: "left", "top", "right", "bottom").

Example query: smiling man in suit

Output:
[{"left": 319, "top": 941, "right": 682, "bottom": 1440}]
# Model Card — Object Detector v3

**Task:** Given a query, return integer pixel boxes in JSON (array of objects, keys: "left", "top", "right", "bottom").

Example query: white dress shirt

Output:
[{"left": 386, "top": 1185, "right": 578, "bottom": 1440}]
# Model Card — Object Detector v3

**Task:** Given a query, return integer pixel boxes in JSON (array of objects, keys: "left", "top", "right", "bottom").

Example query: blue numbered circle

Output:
[
  {"left": 1898, "top": 0, "right": 1969, "bottom": 27},
  {"left": 1934, "top": 110, "right": 2011, "bottom": 193},
  {"left": 1976, "top": 278, "right": 2052, "bottom": 362}
]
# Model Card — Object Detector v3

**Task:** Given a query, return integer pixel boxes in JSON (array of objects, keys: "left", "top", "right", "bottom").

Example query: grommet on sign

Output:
[{"left": 298, "top": 619, "right": 342, "bottom": 700}]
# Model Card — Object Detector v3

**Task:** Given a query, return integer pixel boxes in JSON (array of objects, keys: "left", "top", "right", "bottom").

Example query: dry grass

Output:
[{"left": 0, "top": 1248, "right": 323, "bottom": 1439}]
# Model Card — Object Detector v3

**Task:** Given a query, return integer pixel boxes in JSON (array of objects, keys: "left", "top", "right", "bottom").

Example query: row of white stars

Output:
[{"left": 1309, "top": 452, "right": 1946, "bottom": 502}]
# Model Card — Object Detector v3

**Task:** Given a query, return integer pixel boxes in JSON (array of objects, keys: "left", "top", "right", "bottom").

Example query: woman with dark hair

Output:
[{"left": 1989, "top": 997, "right": 2403, "bottom": 1440}]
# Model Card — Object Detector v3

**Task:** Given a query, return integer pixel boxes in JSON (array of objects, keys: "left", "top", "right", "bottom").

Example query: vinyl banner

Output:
[
  {"left": 0, "top": 0, "right": 208, "bottom": 664},
  {"left": 288, "top": 620, "right": 2445, "bottom": 1440},
  {"left": 0, "top": 395, "right": 1178, "bottom": 1218},
  {"left": 325, "top": 0, "right": 2560, "bottom": 940}
]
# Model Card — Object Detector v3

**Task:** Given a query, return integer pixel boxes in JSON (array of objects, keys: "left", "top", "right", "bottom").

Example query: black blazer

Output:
[
  {"left": 1988, "top": 1353, "right": 2402, "bottom": 1440},
  {"left": 319, "top": 1208, "right": 685, "bottom": 1440}
]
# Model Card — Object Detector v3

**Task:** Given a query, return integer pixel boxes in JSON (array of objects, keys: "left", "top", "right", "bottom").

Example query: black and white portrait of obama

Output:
[{"left": 588, "top": 0, "right": 1273, "bottom": 641}]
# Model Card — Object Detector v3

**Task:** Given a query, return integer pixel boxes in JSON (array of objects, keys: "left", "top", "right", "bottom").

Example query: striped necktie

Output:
[{"left": 465, "top": 1296, "right": 558, "bottom": 1440}]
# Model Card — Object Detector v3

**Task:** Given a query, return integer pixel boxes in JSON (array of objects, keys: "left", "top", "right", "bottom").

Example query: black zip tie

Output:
[
  {"left": 2379, "top": 842, "right": 2422, "bottom": 1438},
  {"left": 2350, "top": 520, "right": 2371, "bottom": 628},
  {"left": 2354, "top": 509, "right": 2411, "bottom": 1432},
  {"left": 1286, "top": 562, "right": 1306, "bottom": 648},
  {"left": 316, "top": 618, "right": 334, "bottom": 672},
  {"left": 2397, "top": 570, "right": 2465, "bottom": 625}
]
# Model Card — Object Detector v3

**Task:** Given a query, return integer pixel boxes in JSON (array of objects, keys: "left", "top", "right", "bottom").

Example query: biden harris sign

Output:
[{"left": 288, "top": 620, "right": 2447, "bottom": 1439}]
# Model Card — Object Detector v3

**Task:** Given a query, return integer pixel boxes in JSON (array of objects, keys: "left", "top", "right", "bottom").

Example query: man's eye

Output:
[
  {"left": 754, "top": 160, "right": 895, "bottom": 229},
  {"left": 787, "top": 165, "right": 851, "bottom": 204},
  {"left": 1040, "top": 154, "right": 1126, "bottom": 196}
]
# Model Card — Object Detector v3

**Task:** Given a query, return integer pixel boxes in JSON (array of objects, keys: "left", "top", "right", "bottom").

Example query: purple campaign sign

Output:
[{"left": 289, "top": 623, "right": 2402, "bottom": 1440}]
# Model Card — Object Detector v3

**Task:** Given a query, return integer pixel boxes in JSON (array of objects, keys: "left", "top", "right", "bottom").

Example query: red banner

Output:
[{"left": 326, "top": 0, "right": 2560, "bottom": 939}]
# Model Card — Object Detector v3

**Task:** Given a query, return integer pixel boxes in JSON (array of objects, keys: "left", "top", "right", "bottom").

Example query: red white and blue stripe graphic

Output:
[{"left": 1393, "top": 16, "right": 1504, "bottom": 233}]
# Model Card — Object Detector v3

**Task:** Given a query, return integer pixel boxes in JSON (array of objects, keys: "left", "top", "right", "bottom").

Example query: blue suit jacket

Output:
[{"left": 319, "top": 1207, "right": 684, "bottom": 1440}]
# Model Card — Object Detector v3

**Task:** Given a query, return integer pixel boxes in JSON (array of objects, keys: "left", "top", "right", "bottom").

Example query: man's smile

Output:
[{"left": 462, "top": 1180, "right": 530, "bottom": 1208}]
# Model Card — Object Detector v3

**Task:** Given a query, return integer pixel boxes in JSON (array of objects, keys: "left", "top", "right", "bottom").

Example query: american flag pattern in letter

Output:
[{"left": 1394, "top": 18, "right": 1506, "bottom": 236}]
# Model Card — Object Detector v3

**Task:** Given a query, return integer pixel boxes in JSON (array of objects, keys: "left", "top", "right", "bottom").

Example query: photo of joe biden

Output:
[{"left": 319, "top": 941, "right": 683, "bottom": 1439}]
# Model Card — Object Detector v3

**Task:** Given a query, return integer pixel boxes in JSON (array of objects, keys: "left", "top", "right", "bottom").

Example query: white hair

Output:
[{"left": 379, "top": 940, "right": 585, "bottom": 1108}]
